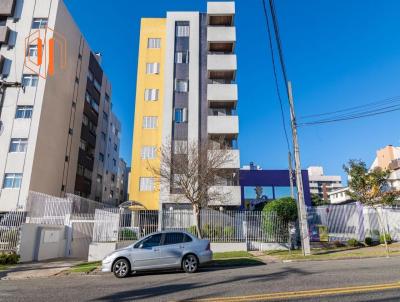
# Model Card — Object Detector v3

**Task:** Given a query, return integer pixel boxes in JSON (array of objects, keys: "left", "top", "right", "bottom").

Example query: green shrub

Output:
[
  {"left": 223, "top": 226, "right": 234, "bottom": 239},
  {"left": 364, "top": 237, "right": 373, "bottom": 246},
  {"left": 187, "top": 225, "right": 198, "bottom": 236},
  {"left": 380, "top": 233, "right": 392, "bottom": 244},
  {"left": 262, "top": 197, "right": 298, "bottom": 222},
  {"left": 0, "top": 252, "right": 20, "bottom": 265},
  {"left": 118, "top": 229, "right": 137, "bottom": 241},
  {"left": 347, "top": 238, "right": 360, "bottom": 247},
  {"left": 202, "top": 224, "right": 223, "bottom": 239}
]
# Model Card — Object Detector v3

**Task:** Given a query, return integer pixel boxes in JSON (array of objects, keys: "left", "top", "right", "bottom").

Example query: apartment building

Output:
[
  {"left": 307, "top": 166, "right": 342, "bottom": 201},
  {"left": 0, "top": 0, "right": 122, "bottom": 212},
  {"left": 370, "top": 145, "right": 400, "bottom": 191},
  {"left": 130, "top": 2, "right": 240, "bottom": 210}
]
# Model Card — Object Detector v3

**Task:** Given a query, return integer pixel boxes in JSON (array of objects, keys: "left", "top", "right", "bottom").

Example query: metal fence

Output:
[
  {"left": 92, "top": 209, "right": 290, "bottom": 244},
  {"left": 307, "top": 204, "right": 400, "bottom": 242},
  {"left": 0, "top": 211, "right": 27, "bottom": 252}
]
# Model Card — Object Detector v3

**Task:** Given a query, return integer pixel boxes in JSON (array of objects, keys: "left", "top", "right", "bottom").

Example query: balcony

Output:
[
  {"left": 208, "top": 84, "right": 237, "bottom": 107},
  {"left": 208, "top": 149, "right": 240, "bottom": 169},
  {"left": 208, "top": 54, "right": 236, "bottom": 71},
  {"left": 208, "top": 115, "right": 239, "bottom": 135},
  {"left": 208, "top": 27, "right": 235, "bottom": 53},
  {"left": 0, "top": 0, "right": 16, "bottom": 17},
  {"left": 0, "top": 26, "right": 10, "bottom": 45},
  {"left": 208, "top": 186, "right": 241, "bottom": 206},
  {"left": 207, "top": 2, "right": 235, "bottom": 26}
]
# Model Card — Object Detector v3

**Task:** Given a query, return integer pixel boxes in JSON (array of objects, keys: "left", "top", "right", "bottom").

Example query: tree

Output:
[
  {"left": 344, "top": 160, "right": 400, "bottom": 256},
  {"left": 148, "top": 140, "right": 235, "bottom": 238},
  {"left": 311, "top": 193, "right": 328, "bottom": 207}
]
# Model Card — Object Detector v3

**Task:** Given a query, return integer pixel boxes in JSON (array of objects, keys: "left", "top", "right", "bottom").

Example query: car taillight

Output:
[{"left": 206, "top": 242, "right": 210, "bottom": 251}]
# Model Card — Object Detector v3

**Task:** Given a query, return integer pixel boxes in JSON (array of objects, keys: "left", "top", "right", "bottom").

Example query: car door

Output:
[
  {"left": 131, "top": 233, "right": 162, "bottom": 270},
  {"left": 158, "top": 232, "right": 186, "bottom": 266}
]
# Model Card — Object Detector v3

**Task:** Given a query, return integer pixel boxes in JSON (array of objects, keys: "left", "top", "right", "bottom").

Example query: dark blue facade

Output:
[{"left": 239, "top": 169, "right": 312, "bottom": 207}]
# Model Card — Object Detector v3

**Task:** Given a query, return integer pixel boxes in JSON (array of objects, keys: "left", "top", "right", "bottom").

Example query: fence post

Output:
[
  {"left": 64, "top": 214, "right": 73, "bottom": 257},
  {"left": 158, "top": 208, "right": 163, "bottom": 231}
]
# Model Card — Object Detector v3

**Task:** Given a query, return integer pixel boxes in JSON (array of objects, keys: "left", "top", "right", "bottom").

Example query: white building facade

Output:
[
  {"left": 308, "top": 166, "right": 342, "bottom": 201},
  {"left": 0, "top": 0, "right": 122, "bottom": 212}
]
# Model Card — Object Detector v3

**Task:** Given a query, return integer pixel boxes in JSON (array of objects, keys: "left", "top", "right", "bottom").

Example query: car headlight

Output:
[{"left": 102, "top": 253, "right": 114, "bottom": 263}]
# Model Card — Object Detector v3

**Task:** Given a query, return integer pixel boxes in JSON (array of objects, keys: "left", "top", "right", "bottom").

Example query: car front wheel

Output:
[
  {"left": 182, "top": 254, "right": 198, "bottom": 273},
  {"left": 113, "top": 258, "right": 130, "bottom": 278}
]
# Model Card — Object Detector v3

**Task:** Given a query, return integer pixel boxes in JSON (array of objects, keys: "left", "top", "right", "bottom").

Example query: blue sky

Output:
[{"left": 65, "top": 0, "right": 400, "bottom": 182}]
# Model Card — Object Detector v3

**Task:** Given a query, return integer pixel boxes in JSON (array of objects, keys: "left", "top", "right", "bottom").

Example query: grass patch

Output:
[
  {"left": 0, "top": 264, "right": 10, "bottom": 271},
  {"left": 213, "top": 251, "right": 254, "bottom": 260},
  {"left": 69, "top": 261, "right": 101, "bottom": 273}
]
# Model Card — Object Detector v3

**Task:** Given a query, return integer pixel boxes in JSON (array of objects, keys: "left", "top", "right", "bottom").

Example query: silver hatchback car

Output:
[{"left": 102, "top": 231, "right": 212, "bottom": 278}]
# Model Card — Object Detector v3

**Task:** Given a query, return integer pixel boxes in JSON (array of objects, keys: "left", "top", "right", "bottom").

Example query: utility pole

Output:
[
  {"left": 287, "top": 81, "right": 311, "bottom": 256},
  {"left": 288, "top": 151, "right": 294, "bottom": 199}
]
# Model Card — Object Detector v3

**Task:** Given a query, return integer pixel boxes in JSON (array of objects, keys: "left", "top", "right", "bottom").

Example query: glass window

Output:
[
  {"left": 143, "top": 116, "right": 157, "bottom": 129},
  {"left": 147, "top": 38, "right": 161, "bottom": 49},
  {"left": 91, "top": 100, "right": 99, "bottom": 113},
  {"left": 141, "top": 146, "right": 157, "bottom": 159},
  {"left": 146, "top": 62, "right": 160, "bottom": 74},
  {"left": 88, "top": 70, "right": 94, "bottom": 82},
  {"left": 3, "top": 173, "right": 23, "bottom": 189},
  {"left": 9, "top": 138, "right": 28, "bottom": 152},
  {"left": 175, "top": 51, "right": 189, "bottom": 64},
  {"left": 15, "top": 106, "right": 33, "bottom": 119},
  {"left": 99, "top": 153, "right": 104, "bottom": 162},
  {"left": 174, "top": 79, "right": 188, "bottom": 93},
  {"left": 31, "top": 18, "right": 48, "bottom": 29},
  {"left": 174, "top": 108, "right": 188, "bottom": 123},
  {"left": 139, "top": 177, "right": 154, "bottom": 192},
  {"left": 101, "top": 131, "right": 106, "bottom": 141},
  {"left": 22, "top": 74, "right": 39, "bottom": 87},
  {"left": 137, "top": 233, "right": 162, "bottom": 249},
  {"left": 93, "top": 79, "right": 102, "bottom": 92},
  {"left": 163, "top": 233, "right": 185, "bottom": 245},
  {"left": 28, "top": 45, "right": 38, "bottom": 57},
  {"left": 176, "top": 25, "right": 190, "bottom": 37},
  {"left": 144, "top": 89, "right": 159, "bottom": 101}
]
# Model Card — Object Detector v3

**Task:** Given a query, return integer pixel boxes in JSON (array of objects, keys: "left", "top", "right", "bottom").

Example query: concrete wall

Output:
[
  {"left": 88, "top": 242, "right": 117, "bottom": 262},
  {"left": 19, "top": 223, "right": 66, "bottom": 262},
  {"left": 210, "top": 242, "right": 247, "bottom": 252}
]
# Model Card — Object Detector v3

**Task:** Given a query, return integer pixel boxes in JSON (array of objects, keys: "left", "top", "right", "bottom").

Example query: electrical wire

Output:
[{"left": 261, "top": 0, "right": 291, "bottom": 151}]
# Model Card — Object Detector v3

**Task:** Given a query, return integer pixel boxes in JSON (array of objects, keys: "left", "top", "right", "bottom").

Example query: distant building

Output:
[
  {"left": 116, "top": 159, "right": 129, "bottom": 204},
  {"left": 307, "top": 166, "right": 342, "bottom": 201},
  {"left": 370, "top": 145, "right": 400, "bottom": 191},
  {"left": 328, "top": 187, "right": 352, "bottom": 204},
  {"left": 242, "top": 162, "right": 262, "bottom": 171}
]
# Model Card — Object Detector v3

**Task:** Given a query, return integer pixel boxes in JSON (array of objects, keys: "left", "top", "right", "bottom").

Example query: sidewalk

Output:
[{"left": 0, "top": 259, "right": 82, "bottom": 280}]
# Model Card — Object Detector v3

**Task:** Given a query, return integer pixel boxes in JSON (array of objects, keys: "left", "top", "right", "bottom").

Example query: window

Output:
[
  {"left": 15, "top": 106, "right": 33, "bottom": 119},
  {"left": 139, "top": 177, "right": 154, "bottom": 192},
  {"left": 110, "top": 190, "right": 114, "bottom": 198},
  {"left": 143, "top": 116, "right": 157, "bottom": 129},
  {"left": 99, "top": 153, "right": 104, "bottom": 162},
  {"left": 113, "top": 158, "right": 116, "bottom": 167},
  {"left": 22, "top": 74, "right": 39, "bottom": 87},
  {"left": 105, "top": 94, "right": 110, "bottom": 103},
  {"left": 141, "top": 146, "right": 157, "bottom": 159},
  {"left": 31, "top": 18, "right": 48, "bottom": 29},
  {"left": 174, "top": 140, "right": 188, "bottom": 154},
  {"left": 77, "top": 164, "right": 84, "bottom": 176},
  {"left": 176, "top": 25, "right": 190, "bottom": 37},
  {"left": 111, "top": 174, "right": 115, "bottom": 182},
  {"left": 103, "top": 111, "right": 108, "bottom": 122},
  {"left": 114, "top": 144, "right": 117, "bottom": 151},
  {"left": 175, "top": 51, "right": 189, "bottom": 64},
  {"left": 101, "top": 131, "right": 106, "bottom": 141},
  {"left": 135, "top": 233, "right": 162, "bottom": 249},
  {"left": 163, "top": 233, "right": 184, "bottom": 245},
  {"left": 3, "top": 173, "right": 22, "bottom": 189},
  {"left": 147, "top": 38, "right": 161, "bottom": 49},
  {"left": 96, "top": 174, "right": 102, "bottom": 183},
  {"left": 146, "top": 62, "right": 160, "bottom": 74},
  {"left": 91, "top": 100, "right": 99, "bottom": 113},
  {"left": 88, "top": 70, "right": 94, "bottom": 82},
  {"left": 80, "top": 139, "right": 87, "bottom": 151},
  {"left": 28, "top": 45, "right": 38, "bottom": 57},
  {"left": 82, "top": 114, "right": 89, "bottom": 126},
  {"left": 9, "top": 138, "right": 28, "bottom": 152},
  {"left": 174, "top": 79, "right": 188, "bottom": 93},
  {"left": 144, "top": 89, "right": 159, "bottom": 101},
  {"left": 94, "top": 79, "right": 102, "bottom": 92},
  {"left": 174, "top": 108, "right": 188, "bottom": 123}
]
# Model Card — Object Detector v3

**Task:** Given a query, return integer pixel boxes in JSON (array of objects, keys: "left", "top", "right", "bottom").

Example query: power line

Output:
[
  {"left": 261, "top": 0, "right": 291, "bottom": 151},
  {"left": 299, "top": 96, "right": 400, "bottom": 120},
  {"left": 299, "top": 106, "right": 400, "bottom": 126}
]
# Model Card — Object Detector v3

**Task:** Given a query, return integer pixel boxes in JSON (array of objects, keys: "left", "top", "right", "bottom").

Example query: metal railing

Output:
[{"left": 0, "top": 211, "right": 26, "bottom": 252}]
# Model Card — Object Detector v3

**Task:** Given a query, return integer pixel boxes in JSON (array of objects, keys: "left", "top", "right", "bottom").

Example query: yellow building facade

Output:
[{"left": 129, "top": 19, "right": 166, "bottom": 210}]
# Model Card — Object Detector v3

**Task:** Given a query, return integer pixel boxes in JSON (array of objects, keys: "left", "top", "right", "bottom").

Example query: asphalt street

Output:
[{"left": 1, "top": 257, "right": 400, "bottom": 301}]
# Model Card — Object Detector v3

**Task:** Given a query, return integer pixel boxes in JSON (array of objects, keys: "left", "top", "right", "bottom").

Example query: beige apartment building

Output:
[{"left": 0, "top": 0, "right": 123, "bottom": 212}]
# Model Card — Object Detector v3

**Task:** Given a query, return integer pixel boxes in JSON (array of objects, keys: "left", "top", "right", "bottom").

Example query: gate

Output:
[{"left": 68, "top": 214, "right": 96, "bottom": 259}]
